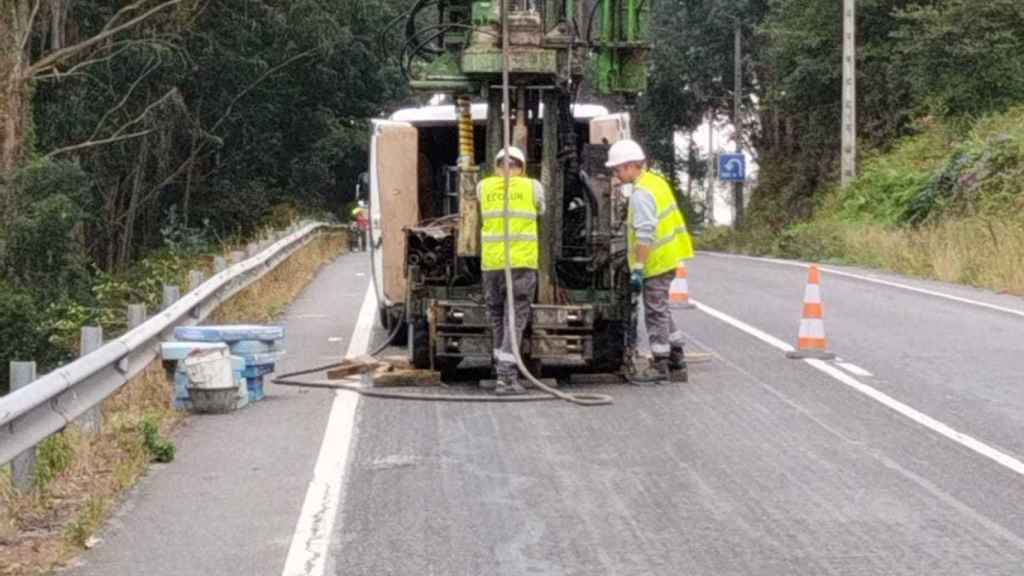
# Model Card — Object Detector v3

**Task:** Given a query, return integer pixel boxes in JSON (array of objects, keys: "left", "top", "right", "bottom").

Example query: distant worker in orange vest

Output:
[
  {"left": 606, "top": 139, "right": 695, "bottom": 384},
  {"left": 351, "top": 200, "right": 369, "bottom": 251}
]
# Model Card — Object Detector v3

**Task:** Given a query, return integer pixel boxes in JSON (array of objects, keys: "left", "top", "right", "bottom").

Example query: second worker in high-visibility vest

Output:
[
  {"left": 477, "top": 146, "right": 544, "bottom": 396},
  {"left": 606, "top": 139, "right": 695, "bottom": 384}
]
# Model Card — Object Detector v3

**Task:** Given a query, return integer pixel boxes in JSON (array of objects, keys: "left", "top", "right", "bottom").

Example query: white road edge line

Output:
[
  {"left": 691, "top": 297, "right": 1024, "bottom": 478},
  {"left": 836, "top": 361, "right": 873, "bottom": 377},
  {"left": 699, "top": 251, "right": 1024, "bottom": 320},
  {"left": 282, "top": 285, "right": 377, "bottom": 576}
]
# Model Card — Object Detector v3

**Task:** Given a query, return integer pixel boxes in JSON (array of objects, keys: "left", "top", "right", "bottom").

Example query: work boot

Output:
[
  {"left": 494, "top": 370, "right": 526, "bottom": 396},
  {"left": 669, "top": 345, "right": 686, "bottom": 370},
  {"left": 653, "top": 356, "right": 672, "bottom": 382},
  {"left": 626, "top": 356, "right": 669, "bottom": 386},
  {"left": 670, "top": 346, "right": 688, "bottom": 382}
]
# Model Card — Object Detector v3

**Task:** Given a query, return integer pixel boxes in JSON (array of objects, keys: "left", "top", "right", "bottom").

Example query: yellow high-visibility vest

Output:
[
  {"left": 628, "top": 171, "right": 694, "bottom": 278},
  {"left": 479, "top": 176, "right": 539, "bottom": 271}
]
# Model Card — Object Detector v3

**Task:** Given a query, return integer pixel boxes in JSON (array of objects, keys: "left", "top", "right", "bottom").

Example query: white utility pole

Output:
[
  {"left": 706, "top": 114, "right": 715, "bottom": 226},
  {"left": 841, "top": 0, "right": 856, "bottom": 187},
  {"left": 732, "top": 23, "right": 743, "bottom": 226}
]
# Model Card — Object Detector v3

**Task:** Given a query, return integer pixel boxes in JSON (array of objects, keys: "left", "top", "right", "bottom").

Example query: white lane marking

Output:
[
  {"left": 282, "top": 285, "right": 376, "bottom": 576},
  {"left": 836, "top": 361, "right": 873, "bottom": 378},
  {"left": 691, "top": 297, "right": 1024, "bottom": 478},
  {"left": 699, "top": 251, "right": 1024, "bottom": 319},
  {"left": 694, "top": 300, "right": 795, "bottom": 352}
]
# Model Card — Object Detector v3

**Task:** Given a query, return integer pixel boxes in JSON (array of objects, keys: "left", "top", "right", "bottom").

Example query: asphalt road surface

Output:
[{"left": 63, "top": 251, "right": 1024, "bottom": 576}]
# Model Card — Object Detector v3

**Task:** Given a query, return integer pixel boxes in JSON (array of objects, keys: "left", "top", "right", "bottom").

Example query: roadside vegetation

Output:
[
  {"left": 1, "top": 0, "right": 409, "bottom": 394},
  {"left": 0, "top": 1, "right": 399, "bottom": 572},
  {"left": 638, "top": 0, "right": 1023, "bottom": 296},
  {"left": 0, "top": 231, "right": 347, "bottom": 576},
  {"left": 700, "top": 107, "right": 1024, "bottom": 295},
  {"left": 0, "top": 203, "right": 307, "bottom": 395}
]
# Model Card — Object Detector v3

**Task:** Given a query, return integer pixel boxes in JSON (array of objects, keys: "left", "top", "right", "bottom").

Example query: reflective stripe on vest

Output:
[
  {"left": 479, "top": 176, "right": 540, "bottom": 271},
  {"left": 628, "top": 171, "right": 695, "bottom": 278}
]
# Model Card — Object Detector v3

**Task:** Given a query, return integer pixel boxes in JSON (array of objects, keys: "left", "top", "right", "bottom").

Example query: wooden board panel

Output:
[
  {"left": 589, "top": 113, "right": 631, "bottom": 145},
  {"left": 376, "top": 123, "right": 420, "bottom": 304},
  {"left": 590, "top": 114, "right": 630, "bottom": 229}
]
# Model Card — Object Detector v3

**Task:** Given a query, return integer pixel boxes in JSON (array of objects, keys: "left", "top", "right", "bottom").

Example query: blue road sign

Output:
[{"left": 718, "top": 154, "right": 746, "bottom": 182}]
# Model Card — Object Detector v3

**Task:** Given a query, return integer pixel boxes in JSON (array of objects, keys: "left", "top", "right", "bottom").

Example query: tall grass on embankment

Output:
[{"left": 700, "top": 107, "right": 1024, "bottom": 295}]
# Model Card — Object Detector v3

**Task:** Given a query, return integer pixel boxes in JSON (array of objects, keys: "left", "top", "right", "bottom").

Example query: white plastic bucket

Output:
[{"left": 183, "top": 349, "right": 235, "bottom": 391}]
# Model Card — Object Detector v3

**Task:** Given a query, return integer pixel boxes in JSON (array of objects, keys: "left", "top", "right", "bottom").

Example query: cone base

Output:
[
  {"left": 670, "top": 302, "right": 696, "bottom": 310},
  {"left": 786, "top": 349, "right": 836, "bottom": 360}
]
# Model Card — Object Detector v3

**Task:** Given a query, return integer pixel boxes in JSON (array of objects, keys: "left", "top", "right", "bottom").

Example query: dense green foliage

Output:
[
  {"left": 892, "top": 0, "right": 1024, "bottom": 119},
  {"left": 840, "top": 107, "right": 1024, "bottom": 225},
  {"left": 1, "top": 0, "right": 408, "bottom": 391},
  {"left": 641, "top": 0, "right": 1024, "bottom": 227},
  {"left": 699, "top": 106, "right": 1024, "bottom": 294},
  {"left": 637, "top": 0, "right": 766, "bottom": 199}
]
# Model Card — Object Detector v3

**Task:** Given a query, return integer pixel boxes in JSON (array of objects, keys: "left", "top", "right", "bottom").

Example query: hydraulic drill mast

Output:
[{"left": 381, "top": 0, "right": 651, "bottom": 377}]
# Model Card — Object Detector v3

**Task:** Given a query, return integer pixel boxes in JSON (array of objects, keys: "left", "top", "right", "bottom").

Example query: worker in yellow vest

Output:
[
  {"left": 478, "top": 146, "right": 544, "bottom": 395},
  {"left": 606, "top": 139, "right": 695, "bottom": 384}
]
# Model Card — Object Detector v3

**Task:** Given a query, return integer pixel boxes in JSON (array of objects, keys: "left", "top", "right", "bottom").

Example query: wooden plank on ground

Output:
[
  {"left": 686, "top": 352, "right": 713, "bottom": 364},
  {"left": 326, "top": 357, "right": 387, "bottom": 379},
  {"left": 372, "top": 369, "right": 441, "bottom": 388},
  {"left": 377, "top": 355, "right": 414, "bottom": 371}
]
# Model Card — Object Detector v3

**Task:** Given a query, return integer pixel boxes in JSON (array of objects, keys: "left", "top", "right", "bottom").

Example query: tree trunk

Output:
[
  {"left": 50, "top": 0, "right": 70, "bottom": 51},
  {"left": 685, "top": 134, "right": 693, "bottom": 200},
  {"left": 1, "top": 0, "right": 34, "bottom": 203},
  {"left": 120, "top": 171, "right": 141, "bottom": 270}
]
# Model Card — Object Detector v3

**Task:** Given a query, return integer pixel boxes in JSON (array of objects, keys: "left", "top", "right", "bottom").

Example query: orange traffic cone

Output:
[
  {"left": 669, "top": 261, "right": 695, "bottom": 309},
  {"left": 786, "top": 265, "right": 836, "bottom": 359}
]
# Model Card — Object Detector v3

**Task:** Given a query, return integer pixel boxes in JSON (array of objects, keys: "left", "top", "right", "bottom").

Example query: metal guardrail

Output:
[{"left": 0, "top": 222, "right": 338, "bottom": 466}]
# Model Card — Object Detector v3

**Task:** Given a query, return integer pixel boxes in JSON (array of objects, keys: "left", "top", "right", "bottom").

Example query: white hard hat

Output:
[
  {"left": 495, "top": 146, "right": 526, "bottom": 166},
  {"left": 605, "top": 139, "right": 646, "bottom": 168}
]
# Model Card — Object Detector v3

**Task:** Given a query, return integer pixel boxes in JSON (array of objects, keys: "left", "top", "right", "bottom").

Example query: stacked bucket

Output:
[
  {"left": 161, "top": 325, "right": 285, "bottom": 413},
  {"left": 161, "top": 342, "right": 244, "bottom": 411}
]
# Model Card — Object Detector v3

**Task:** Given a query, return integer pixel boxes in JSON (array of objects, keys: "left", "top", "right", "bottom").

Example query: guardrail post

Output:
[
  {"left": 162, "top": 285, "right": 181, "bottom": 311},
  {"left": 213, "top": 256, "right": 227, "bottom": 273},
  {"left": 11, "top": 361, "right": 38, "bottom": 492},
  {"left": 127, "top": 304, "right": 147, "bottom": 329},
  {"left": 188, "top": 270, "right": 205, "bottom": 291},
  {"left": 188, "top": 271, "right": 205, "bottom": 319},
  {"left": 77, "top": 327, "right": 104, "bottom": 435},
  {"left": 121, "top": 304, "right": 147, "bottom": 372},
  {"left": 231, "top": 251, "right": 245, "bottom": 265}
]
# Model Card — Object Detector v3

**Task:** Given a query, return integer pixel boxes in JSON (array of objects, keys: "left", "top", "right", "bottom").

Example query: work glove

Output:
[{"left": 630, "top": 267, "right": 645, "bottom": 292}]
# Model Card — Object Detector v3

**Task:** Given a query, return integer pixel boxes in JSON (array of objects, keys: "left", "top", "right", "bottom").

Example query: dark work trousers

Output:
[
  {"left": 483, "top": 269, "right": 537, "bottom": 379},
  {"left": 628, "top": 270, "right": 684, "bottom": 359}
]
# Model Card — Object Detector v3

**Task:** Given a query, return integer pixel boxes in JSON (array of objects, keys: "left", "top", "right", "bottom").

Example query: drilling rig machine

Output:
[{"left": 367, "top": 0, "right": 652, "bottom": 380}]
